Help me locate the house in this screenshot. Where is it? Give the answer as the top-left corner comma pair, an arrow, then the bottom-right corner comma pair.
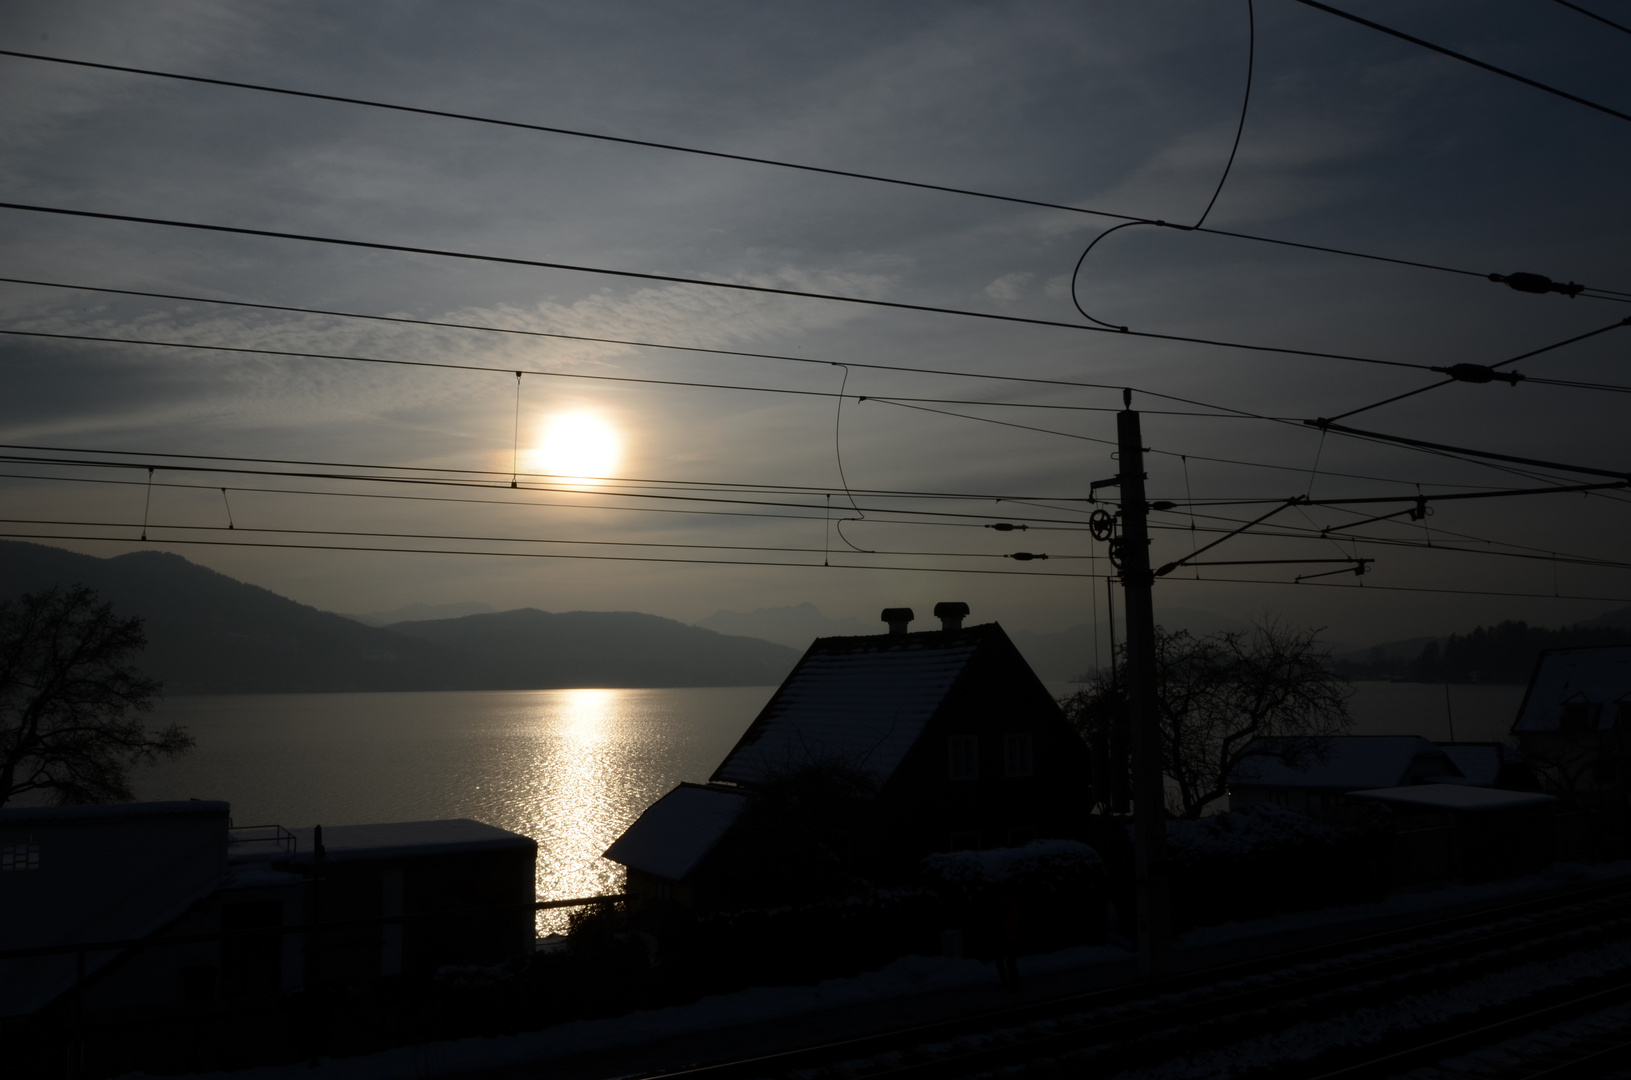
0,803 -> 535,1019
1511,646 -> 1631,795
605,604 -> 1095,910
1347,784 -> 1556,884
1228,736 -> 1464,818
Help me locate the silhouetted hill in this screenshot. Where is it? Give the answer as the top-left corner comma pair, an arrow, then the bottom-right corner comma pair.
1405,619 -> 1631,684
0,541 -> 800,693
387,609 -> 799,688
0,541 -> 452,693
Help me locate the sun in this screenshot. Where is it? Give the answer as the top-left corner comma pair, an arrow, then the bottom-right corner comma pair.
532,413 -> 621,481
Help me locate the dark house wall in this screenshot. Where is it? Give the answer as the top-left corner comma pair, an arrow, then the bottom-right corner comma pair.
875,631 -> 1094,871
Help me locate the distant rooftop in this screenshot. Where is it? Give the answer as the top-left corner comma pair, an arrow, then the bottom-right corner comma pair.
711,625 -> 992,786
0,800 -> 230,825
1348,783 -> 1555,812
284,819 -> 534,863
603,783 -> 750,883
1230,736 -> 1460,791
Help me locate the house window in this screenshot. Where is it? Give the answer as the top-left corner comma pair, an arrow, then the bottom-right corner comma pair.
1004,733 -> 1034,777
948,735 -> 979,780
1,844 -> 40,871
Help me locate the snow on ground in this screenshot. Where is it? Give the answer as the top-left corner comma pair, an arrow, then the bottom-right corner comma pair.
121,861 -> 1631,1080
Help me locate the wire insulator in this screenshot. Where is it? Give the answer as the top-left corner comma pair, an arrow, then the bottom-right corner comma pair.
1490,272 -> 1584,297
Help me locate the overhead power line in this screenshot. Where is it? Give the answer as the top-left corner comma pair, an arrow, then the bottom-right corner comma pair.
0,201 -> 1434,371
1308,420 -> 1631,483
0,530 -> 1102,579
4,48 -> 1623,301
1552,0 -> 1631,37
0,275 -> 1301,423
0,327 -> 1266,419
1290,0 -> 1631,126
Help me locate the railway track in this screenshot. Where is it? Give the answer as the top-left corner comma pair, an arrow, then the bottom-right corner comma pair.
608,876 -> 1631,1080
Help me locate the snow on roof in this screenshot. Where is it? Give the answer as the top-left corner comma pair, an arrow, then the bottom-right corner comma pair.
1348,783 -> 1555,812
1229,736 -> 1460,791
0,800 -> 230,825
1513,646 -> 1631,733
286,819 -> 534,863
603,783 -> 750,882
711,628 -> 985,786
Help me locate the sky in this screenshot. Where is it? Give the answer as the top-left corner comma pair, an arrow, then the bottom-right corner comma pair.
1,0 -> 1628,649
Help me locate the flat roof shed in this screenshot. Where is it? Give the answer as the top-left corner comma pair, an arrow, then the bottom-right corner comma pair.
1348,783 -> 1555,883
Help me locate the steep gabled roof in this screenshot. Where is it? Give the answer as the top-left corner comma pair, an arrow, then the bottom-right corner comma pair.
1513,646 -> 1631,733
710,624 -> 1000,787
602,783 -> 750,883
1230,735 -> 1461,791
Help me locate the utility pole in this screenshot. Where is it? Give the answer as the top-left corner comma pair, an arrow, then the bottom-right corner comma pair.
1117,396 -> 1170,977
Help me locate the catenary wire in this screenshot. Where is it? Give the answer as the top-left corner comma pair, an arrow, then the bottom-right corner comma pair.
0,517 -> 1062,562
0,275 -> 1292,419
0,201 -> 1440,372
0,531 -> 1102,578
1317,317 -> 1630,424
0,469 -> 1100,531
1552,0 -> 1631,37
3,48 -> 1625,300
1290,0 -> 1631,126
0,327 -> 1273,419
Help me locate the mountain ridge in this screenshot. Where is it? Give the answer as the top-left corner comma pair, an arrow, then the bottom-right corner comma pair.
0,541 -> 798,694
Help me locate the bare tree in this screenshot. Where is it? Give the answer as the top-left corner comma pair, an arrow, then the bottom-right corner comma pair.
0,586 -> 190,807
1061,619 -> 1352,819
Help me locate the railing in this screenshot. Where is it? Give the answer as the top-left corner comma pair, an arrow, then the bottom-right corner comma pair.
226,824 -> 297,856
0,894 -> 627,963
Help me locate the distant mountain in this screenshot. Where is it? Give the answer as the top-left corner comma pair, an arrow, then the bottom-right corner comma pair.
1330,608 -> 1631,684
0,542 -> 799,694
0,541 -> 452,694
344,601 -> 496,626
695,603 -> 869,649
388,609 -> 799,688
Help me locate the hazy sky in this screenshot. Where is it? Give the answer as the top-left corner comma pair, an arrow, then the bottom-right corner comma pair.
2,0 -> 1627,647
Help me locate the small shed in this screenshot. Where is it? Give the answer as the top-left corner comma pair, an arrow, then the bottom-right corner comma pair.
1229,736 -> 1463,818
1348,783 -> 1557,884
604,609 -> 1095,909
278,819 -> 536,983
0,801 -> 229,1017
603,783 -> 751,908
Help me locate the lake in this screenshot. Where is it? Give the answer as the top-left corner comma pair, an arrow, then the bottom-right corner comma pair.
131,680 -> 1527,929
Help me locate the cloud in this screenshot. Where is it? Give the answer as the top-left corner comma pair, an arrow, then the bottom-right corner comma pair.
982,273 -> 1033,302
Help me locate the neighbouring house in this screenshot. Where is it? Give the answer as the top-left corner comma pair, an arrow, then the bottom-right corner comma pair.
1228,736 -> 1464,818
605,603 -> 1096,911
1511,646 -> 1631,797
1439,742 -> 1539,791
0,803 -> 535,1019
1346,784 -> 1557,885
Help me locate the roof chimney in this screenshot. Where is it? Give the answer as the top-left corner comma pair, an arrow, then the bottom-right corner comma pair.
934,601 -> 970,632
881,607 -> 914,635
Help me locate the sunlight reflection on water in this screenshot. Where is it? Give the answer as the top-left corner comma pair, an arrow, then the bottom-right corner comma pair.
134,687 -> 772,933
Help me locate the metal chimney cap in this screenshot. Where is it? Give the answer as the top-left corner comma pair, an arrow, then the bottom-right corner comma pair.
933,601 -> 969,632
881,607 -> 915,634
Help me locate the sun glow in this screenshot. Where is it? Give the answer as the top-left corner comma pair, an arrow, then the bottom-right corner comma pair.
531,413 -> 621,481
